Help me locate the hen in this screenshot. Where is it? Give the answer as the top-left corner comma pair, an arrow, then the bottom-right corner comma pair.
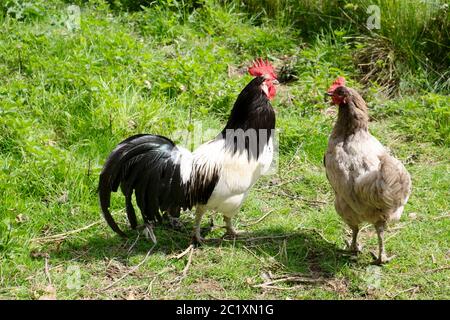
324,77 -> 412,264
99,59 -> 278,244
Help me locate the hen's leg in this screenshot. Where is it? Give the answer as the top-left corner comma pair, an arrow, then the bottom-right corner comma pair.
342,225 -> 362,255
192,206 -> 206,244
349,226 -> 362,253
372,221 -> 395,265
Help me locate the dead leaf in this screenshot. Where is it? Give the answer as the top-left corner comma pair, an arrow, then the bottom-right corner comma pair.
15,214 -> 28,224
38,285 -> 57,300
126,292 -> 136,300
143,80 -> 152,90
128,120 -> 137,130
45,140 -> 57,147
409,212 -> 418,220
30,250 -> 50,259
56,191 -> 69,204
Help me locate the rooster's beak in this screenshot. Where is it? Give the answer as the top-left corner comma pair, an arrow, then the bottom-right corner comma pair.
272,79 -> 280,85
324,92 -> 332,102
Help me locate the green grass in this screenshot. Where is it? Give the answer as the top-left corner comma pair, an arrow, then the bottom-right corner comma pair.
237,0 -> 450,94
0,0 -> 449,300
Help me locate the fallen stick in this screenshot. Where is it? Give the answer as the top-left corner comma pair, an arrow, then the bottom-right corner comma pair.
102,243 -> 157,291
268,190 -> 328,205
145,266 -> 176,298
388,286 -> 420,299
172,244 -> 195,260
31,221 -> 102,243
424,265 -> 450,273
126,233 -> 141,257
44,257 -> 52,286
294,226 -> 335,245
181,246 -> 194,278
254,275 -> 326,288
206,233 -> 297,243
169,246 -> 195,291
254,284 -> 303,291
240,210 -> 275,228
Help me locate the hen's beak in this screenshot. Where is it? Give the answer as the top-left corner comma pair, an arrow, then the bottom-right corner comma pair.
324,92 -> 332,102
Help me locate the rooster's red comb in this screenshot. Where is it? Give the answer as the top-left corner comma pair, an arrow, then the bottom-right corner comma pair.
248,58 -> 277,80
327,76 -> 346,93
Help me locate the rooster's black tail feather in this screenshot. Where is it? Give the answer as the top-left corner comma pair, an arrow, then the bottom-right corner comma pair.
98,134 -> 185,236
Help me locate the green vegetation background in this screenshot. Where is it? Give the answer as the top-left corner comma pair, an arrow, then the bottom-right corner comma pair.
0,0 -> 449,299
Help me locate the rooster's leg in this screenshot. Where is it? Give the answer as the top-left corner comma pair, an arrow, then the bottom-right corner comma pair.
224,216 -> 238,237
224,216 -> 249,238
192,206 -> 206,244
372,222 -> 395,265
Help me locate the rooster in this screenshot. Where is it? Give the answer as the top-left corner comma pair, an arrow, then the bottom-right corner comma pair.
99,59 -> 278,243
324,77 -> 412,264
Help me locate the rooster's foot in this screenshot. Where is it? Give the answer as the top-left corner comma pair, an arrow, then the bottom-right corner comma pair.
191,233 -> 205,246
223,228 -> 250,239
139,222 -> 157,244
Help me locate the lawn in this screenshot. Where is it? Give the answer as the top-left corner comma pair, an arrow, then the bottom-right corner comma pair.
0,0 -> 449,300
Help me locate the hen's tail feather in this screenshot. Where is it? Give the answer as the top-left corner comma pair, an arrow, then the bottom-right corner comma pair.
378,154 -> 411,208
355,154 -> 411,209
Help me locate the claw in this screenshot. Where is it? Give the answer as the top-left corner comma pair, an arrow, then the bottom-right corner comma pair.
345,239 -> 363,255
142,222 -> 157,244
191,234 -> 204,246
371,252 -> 396,265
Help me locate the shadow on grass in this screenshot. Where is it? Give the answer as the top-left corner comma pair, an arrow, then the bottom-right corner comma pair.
48,220 -> 352,277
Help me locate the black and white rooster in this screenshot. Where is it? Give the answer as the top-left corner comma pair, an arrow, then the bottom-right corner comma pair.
99,59 -> 278,243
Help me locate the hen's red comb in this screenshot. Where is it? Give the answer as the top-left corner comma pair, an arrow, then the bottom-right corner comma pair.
327,76 -> 346,93
248,58 -> 277,80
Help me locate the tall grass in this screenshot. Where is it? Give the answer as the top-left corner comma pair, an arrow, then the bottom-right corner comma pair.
234,0 -> 450,93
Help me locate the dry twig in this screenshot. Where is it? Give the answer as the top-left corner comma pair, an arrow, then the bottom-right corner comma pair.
31,221 -> 102,243
240,210 -> 275,228
102,243 -> 157,291
44,257 -> 52,286
172,244 -> 195,260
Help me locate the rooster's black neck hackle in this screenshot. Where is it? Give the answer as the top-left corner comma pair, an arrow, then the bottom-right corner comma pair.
220,76 -> 276,159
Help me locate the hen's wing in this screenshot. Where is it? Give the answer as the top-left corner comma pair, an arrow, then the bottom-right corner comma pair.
354,153 -> 411,210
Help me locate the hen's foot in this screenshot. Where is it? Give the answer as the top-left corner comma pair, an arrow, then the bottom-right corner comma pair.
371,252 -> 396,265
345,239 -> 363,255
